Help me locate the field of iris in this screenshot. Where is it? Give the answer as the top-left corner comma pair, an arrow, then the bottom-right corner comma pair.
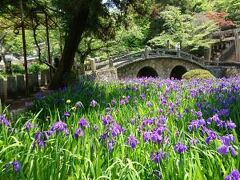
0,77 -> 240,180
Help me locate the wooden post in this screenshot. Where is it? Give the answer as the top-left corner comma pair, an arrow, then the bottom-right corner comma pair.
20,0 -> 29,96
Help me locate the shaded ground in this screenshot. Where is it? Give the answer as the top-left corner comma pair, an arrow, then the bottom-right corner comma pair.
2,87 -> 48,116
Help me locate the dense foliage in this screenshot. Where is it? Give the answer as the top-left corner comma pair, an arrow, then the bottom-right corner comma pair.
147,6 -> 217,50
0,0 -> 239,87
0,77 -> 239,179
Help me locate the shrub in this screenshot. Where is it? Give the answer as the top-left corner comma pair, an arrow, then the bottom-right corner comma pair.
28,63 -> 48,74
12,64 -> 25,74
182,69 -> 215,80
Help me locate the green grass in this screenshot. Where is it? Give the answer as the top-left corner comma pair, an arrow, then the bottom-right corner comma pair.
0,78 -> 239,179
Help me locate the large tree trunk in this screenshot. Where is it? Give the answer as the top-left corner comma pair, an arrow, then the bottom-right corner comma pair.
49,2 -> 90,89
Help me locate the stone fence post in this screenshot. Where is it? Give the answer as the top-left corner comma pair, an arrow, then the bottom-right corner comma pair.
16,75 -> 25,96
90,58 -> 96,72
109,59 -> 113,68
0,78 -> 6,103
7,76 -> 17,98
144,46 -> 149,59
40,70 -> 46,86
28,73 -> 40,92
32,73 -> 39,91
177,50 -> 181,57
190,55 -> 193,60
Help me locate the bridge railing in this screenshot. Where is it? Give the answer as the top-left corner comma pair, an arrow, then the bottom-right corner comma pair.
94,48 -> 206,70
149,49 -> 204,64
112,51 -> 143,63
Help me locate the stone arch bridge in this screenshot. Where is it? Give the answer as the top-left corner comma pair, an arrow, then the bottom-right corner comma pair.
92,49 -> 209,79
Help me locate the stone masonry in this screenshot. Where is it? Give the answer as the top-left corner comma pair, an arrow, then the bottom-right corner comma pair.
117,57 -> 203,79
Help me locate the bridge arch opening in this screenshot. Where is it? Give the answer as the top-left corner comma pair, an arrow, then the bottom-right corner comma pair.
137,66 -> 158,78
170,66 -> 187,80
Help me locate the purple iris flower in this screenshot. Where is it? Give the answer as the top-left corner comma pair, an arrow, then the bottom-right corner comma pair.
225,170 -> 240,180
220,135 -> 234,146
174,143 -> 187,154
196,111 -> 203,118
50,121 -> 69,135
155,126 -> 166,135
120,99 -> 126,105
107,140 -> 114,152
146,101 -> 153,107
143,131 -> 151,142
111,123 -> 124,137
217,145 -> 237,157
142,118 -> 155,126
102,115 -> 113,126
74,128 -> 84,138
140,93 -> 146,100
218,109 -> 230,117
25,121 -> 33,131
90,100 -> 98,107
63,111 -> 70,118
225,121 -> 236,130
12,161 -> 21,172
78,118 -> 88,128
190,89 -> 198,98
159,96 -> 167,106
126,135 -> 139,149
34,131 -> 52,148
158,108 -> 163,113
150,150 -> 167,163
158,115 -> 166,123
205,130 -> 217,144
217,145 -> 229,155
130,118 -> 135,125
151,132 -> 163,144
188,119 -> 206,131
229,147 -> 238,157
0,115 -> 11,127
211,114 -> 224,128
99,133 -> 108,141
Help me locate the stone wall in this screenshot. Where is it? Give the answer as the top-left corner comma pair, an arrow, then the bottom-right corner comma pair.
224,67 -> 240,77
0,70 -> 50,103
206,66 -> 226,78
79,68 -> 118,82
117,58 -> 203,79
94,68 -> 118,81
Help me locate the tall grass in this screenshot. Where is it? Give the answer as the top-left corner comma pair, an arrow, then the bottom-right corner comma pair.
0,77 -> 239,179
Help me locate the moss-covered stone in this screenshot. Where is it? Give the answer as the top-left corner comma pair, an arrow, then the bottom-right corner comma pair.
182,69 -> 215,80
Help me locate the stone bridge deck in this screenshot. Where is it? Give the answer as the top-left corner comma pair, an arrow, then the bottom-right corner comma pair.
85,48 -> 240,80
95,48 -> 206,70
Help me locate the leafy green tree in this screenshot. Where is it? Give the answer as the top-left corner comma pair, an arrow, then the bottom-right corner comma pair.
155,0 -> 215,13
147,6 -> 217,53
48,0 -> 152,89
